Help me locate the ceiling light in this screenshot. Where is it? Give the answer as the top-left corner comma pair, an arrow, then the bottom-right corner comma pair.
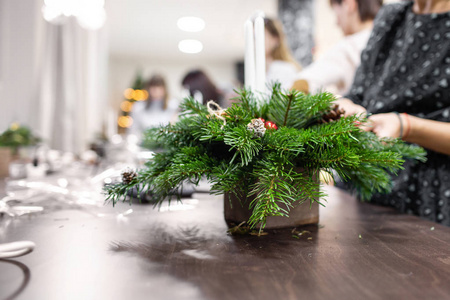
42,0 -> 106,30
178,39 -> 203,54
177,17 -> 205,32
77,8 -> 106,30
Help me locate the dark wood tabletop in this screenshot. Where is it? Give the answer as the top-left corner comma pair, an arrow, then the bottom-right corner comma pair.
1,183 -> 449,300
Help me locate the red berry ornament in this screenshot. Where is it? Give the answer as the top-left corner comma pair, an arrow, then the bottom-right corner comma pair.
265,121 -> 278,130
258,117 -> 265,123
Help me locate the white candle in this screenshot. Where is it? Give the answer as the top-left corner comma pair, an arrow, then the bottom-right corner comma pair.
244,20 -> 256,91
254,16 -> 266,94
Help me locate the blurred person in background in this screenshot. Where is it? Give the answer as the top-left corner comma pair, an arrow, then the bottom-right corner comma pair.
292,0 -> 383,95
181,69 -> 225,107
128,74 -> 177,140
264,17 -> 302,90
336,0 -> 450,225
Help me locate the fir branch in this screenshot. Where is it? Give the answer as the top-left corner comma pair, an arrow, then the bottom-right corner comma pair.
263,127 -> 309,160
197,118 -> 226,142
247,160 -> 323,233
224,103 -> 254,125
382,139 -> 427,162
179,97 -> 208,116
105,83 -> 427,232
341,164 -> 393,201
210,162 -> 254,199
234,88 -> 259,118
223,127 -> 263,166
283,93 -> 294,126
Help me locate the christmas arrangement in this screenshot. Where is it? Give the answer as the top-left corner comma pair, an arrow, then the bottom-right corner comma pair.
0,123 -> 41,154
105,84 -> 426,231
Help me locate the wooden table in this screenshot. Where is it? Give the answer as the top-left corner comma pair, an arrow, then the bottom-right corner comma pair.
1,184 -> 449,300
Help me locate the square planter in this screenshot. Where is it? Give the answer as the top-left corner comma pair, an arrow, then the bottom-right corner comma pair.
224,192 -> 319,229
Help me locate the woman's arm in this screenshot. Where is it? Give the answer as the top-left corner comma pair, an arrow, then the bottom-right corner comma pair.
292,39 -> 356,94
367,113 -> 450,156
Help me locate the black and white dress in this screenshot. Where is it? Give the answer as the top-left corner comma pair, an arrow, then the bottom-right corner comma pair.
344,2 -> 450,225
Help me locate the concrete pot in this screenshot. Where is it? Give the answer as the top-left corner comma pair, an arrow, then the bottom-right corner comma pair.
224,191 -> 319,229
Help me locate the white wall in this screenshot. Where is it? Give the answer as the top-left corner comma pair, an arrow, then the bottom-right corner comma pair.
0,0 -> 43,132
0,0 -> 109,153
108,56 -> 237,111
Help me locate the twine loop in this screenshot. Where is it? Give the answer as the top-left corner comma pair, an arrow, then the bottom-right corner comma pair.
207,100 -> 227,128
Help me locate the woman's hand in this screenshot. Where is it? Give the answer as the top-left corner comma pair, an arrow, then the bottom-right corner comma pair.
364,113 -> 402,138
334,98 -> 367,117
364,113 -> 450,155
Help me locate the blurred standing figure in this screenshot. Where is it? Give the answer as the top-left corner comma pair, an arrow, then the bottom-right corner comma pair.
128,74 -> 176,140
292,0 -> 383,95
336,0 -> 450,225
264,17 -> 302,90
181,69 -> 224,106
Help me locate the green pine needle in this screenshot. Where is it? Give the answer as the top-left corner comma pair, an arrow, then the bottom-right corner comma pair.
104,83 -> 427,230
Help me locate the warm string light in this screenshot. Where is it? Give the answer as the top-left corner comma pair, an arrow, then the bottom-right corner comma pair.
118,87 -> 149,128
123,88 -> 134,100
122,88 -> 148,101
133,90 -> 148,101
118,116 -> 133,128
120,101 -> 133,113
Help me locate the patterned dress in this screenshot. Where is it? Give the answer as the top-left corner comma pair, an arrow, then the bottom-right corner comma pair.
344,2 -> 450,225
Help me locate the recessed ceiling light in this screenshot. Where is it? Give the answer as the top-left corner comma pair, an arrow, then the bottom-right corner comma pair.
177,16 -> 205,32
178,39 -> 203,54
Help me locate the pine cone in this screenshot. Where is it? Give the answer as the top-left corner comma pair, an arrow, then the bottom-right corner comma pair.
319,104 -> 345,124
247,118 -> 266,138
122,170 -> 137,184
